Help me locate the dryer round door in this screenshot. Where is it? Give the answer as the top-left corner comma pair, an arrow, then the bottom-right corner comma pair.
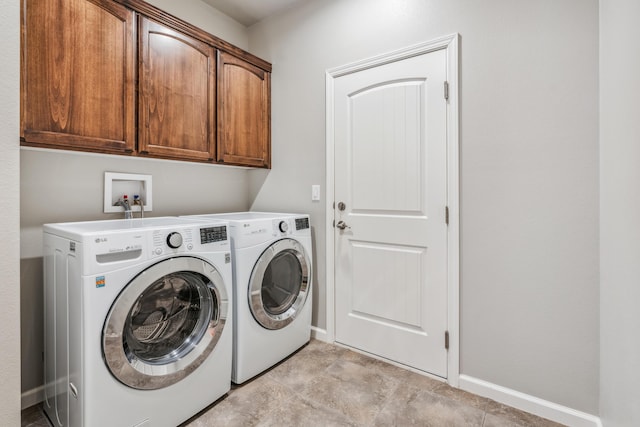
103,256 -> 228,390
249,238 -> 311,330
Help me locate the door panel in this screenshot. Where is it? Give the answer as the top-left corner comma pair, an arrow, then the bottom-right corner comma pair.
351,80 -> 424,213
351,241 -> 425,327
334,49 -> 448,377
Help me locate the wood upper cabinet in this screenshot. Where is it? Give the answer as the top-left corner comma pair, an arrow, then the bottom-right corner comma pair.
217,51 -> 271,168
21,0 -> 136,154
138,18 -> 216,161
21,0 -> 272,168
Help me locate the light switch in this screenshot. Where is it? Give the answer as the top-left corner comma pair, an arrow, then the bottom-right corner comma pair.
311,185 -> 321,201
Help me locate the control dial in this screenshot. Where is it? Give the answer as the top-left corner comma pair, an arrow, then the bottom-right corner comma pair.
166,232 -> 183,249
278,221 -> 289,233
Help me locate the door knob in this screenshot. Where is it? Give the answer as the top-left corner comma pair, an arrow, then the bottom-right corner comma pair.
336,220 -> 350,230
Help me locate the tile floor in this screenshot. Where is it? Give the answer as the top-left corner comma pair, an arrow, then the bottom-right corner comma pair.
22,340 -> 564,427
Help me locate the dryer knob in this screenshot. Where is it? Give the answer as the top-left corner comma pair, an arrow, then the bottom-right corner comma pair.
167,232 -> 183,249
278,221 -> 289,233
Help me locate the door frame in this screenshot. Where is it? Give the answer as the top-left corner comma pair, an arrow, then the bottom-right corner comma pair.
324,34 -> 460,386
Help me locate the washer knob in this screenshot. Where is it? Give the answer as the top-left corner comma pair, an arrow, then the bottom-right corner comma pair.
166,232 -> 183,249
278,221 -> 289,233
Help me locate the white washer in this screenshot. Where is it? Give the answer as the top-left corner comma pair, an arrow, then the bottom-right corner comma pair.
43,217 -> 233,427
184,212 -> 312,384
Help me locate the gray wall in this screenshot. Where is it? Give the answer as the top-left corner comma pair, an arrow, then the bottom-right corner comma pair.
145,0 -> 248,49
247,0 -> 600,414
600,0 -> 640,425
0,0 -> 22,424
19,1 -> 252,403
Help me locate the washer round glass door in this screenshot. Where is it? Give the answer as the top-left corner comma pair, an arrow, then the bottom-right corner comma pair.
249,238 -> 311,330
103,256 -> 228,390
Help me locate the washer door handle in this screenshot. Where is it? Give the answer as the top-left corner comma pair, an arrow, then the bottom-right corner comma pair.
69,382 -> 78,399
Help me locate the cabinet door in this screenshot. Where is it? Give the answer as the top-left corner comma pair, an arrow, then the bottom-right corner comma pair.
21,0 -> 135,153
139,18 -> 216,161
217,52 -> 271,168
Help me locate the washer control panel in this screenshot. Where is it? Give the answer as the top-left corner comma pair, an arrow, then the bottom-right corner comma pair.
167,232 -> 183,249
200,225 -> 227,244
152,228 -> 194,256
151,225 -> 229,256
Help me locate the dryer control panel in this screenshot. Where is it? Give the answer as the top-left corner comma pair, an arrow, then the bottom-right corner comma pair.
273,217 -> 311,237
295,217 -> 310,230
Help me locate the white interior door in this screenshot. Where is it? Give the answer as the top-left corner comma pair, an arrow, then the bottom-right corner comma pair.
333,48 -> 449,377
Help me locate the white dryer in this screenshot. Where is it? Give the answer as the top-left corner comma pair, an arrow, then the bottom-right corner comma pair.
185,212 -> 312,384
43,217 -> 233,427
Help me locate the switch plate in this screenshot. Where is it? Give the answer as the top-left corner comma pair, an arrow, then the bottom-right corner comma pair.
311,185 -> 321,201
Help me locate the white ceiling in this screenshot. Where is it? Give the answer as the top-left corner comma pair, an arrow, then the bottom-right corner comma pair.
201,0 -> 307,26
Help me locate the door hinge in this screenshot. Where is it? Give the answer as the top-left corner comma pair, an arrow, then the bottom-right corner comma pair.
332,219 -> 335,228
445,206 -> 449,225
444,81 -> 449,100
445,331 -> 449,350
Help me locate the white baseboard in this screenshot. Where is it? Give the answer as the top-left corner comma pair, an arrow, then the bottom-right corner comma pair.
21,385 -> 44,410
458,375 -> 602,427
310,326 -> 328,342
